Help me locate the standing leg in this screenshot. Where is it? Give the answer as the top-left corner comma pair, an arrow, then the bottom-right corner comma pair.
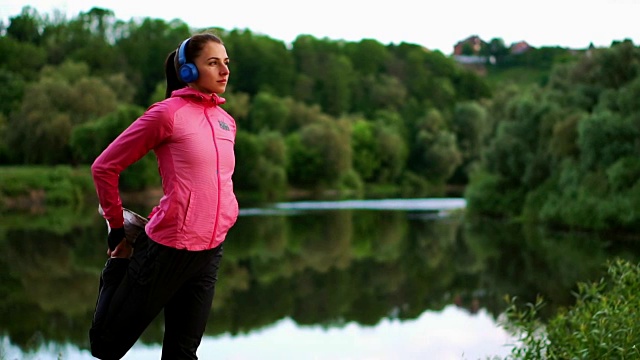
161,245 -> 223,360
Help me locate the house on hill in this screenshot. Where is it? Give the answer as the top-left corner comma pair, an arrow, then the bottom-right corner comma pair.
452,36 -> 536,74
510,41 -> 532,54
453,35 -> 490,74
453,35 -> 487,56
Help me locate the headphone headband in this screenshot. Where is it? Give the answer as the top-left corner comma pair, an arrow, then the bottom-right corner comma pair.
178,38 -> 190,66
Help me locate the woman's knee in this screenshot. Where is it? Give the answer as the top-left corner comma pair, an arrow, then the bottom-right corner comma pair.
90,329 -> 129,360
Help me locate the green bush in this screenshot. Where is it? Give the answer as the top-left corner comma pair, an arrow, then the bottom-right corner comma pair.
501,258 -> 640,359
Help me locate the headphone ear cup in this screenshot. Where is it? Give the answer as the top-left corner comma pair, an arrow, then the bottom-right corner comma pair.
179,63 -> 199,83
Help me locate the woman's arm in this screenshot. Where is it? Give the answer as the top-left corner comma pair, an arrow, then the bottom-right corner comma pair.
91,102 -> 173,229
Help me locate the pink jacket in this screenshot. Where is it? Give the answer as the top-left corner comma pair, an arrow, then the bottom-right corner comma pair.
91,87 -> 239,250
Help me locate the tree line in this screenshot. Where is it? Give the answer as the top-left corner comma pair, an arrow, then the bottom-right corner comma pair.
1,6 -> 639,232
0,6 -> 490,198
466,39 -> 640,233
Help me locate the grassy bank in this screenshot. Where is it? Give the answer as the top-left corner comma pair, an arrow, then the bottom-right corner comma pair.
0,166 -> 95,211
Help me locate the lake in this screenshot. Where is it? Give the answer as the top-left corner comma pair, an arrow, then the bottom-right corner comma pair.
1,198 -> 639,360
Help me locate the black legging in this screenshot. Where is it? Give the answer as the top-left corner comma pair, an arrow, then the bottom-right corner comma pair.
90,232 -> 223,360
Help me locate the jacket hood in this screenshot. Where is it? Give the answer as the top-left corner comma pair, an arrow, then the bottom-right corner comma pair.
171,87 -> 226,106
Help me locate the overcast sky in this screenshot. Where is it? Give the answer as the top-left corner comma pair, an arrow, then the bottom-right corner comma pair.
1,0 -> 638,54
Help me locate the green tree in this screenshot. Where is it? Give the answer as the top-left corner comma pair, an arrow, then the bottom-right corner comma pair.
369,111 -> 409,183
594,39 -> 639,89
352,74 -> 407,117
409,108 -> 458,183
578,111 -> 638,171
452,68 -> 492,101
549,111 -> 582,161
343,38 -> 390,75
233,130 -> 287,200
483,122 -> 530,187
450,101 -> 488,183
66,8 -> 121,75
233,130 -> 262,191
115,17 -> 191,106
374,127 -> 408,183
281,98 -> 327,133
290,35 -> 343,105
486,38 -> 509,63
414,130 -> 461,183
0,35 -> 47,80
0,69 -> 26,118
468,39 -> 640,232
318,53 -> 353,117
286,119 -> 351,188
69,104 -> 145,164
257,131 -> 288,200
220,91 -> 250,124
350,118 -> 380,182
5,6 -> 42,44
5,61 -> 118,164
0,113 -> 7,163
225,29 -> 295,97
69,104 -> 159,191
395,44 -> 433,102
246,92 -> 290,133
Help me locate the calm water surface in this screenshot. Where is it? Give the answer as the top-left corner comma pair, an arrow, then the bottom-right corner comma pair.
1,198 -> 639,360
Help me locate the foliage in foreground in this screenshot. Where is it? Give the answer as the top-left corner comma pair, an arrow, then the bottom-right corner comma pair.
501,258 -> 640,359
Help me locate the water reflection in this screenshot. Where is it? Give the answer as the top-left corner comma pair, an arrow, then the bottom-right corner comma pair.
1,306 -> 513,360
1,199 -> 639,359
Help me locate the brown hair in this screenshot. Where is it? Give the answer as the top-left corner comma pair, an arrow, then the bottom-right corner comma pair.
164,32 -> 224,98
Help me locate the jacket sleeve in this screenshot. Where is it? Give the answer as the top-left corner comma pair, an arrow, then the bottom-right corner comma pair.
91,102 -> 174,228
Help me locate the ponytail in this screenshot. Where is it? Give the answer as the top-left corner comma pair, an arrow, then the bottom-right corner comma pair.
164,50 -> 186,98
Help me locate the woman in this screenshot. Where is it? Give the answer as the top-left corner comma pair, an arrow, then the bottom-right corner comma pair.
89,32 -> 238,359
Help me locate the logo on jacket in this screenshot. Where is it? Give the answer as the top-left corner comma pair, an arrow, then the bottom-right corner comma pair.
218,120 -> 230,131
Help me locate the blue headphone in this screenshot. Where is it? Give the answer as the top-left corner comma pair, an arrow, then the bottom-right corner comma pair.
177,38 -> 199,83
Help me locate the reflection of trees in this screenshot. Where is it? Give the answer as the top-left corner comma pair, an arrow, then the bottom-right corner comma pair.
3,207 -> 640,355
461,218 -> 640,319
211,210 -> 458,333
0,210 -> 104,351
291,210 -> 353,271
0,208 -> 167,352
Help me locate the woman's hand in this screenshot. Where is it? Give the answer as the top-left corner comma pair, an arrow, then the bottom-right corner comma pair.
107,227 -> 133,258
108,238 -> 134,258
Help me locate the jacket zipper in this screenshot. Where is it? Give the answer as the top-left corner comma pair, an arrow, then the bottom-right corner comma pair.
205,108 -> 222,248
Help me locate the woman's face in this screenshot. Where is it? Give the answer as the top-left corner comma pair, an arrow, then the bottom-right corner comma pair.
191,41 -> 230,95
